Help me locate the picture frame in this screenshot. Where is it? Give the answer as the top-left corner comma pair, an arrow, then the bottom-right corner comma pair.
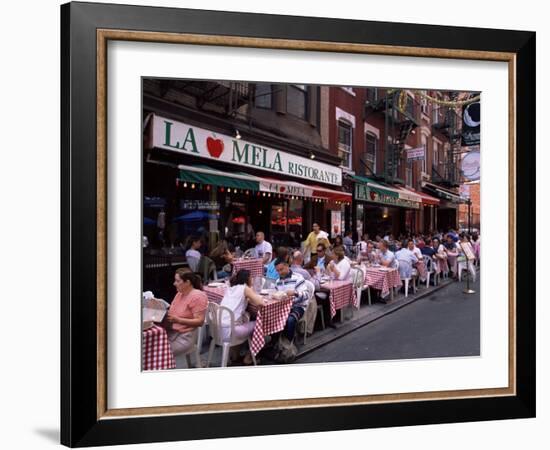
61,1 -> 535,447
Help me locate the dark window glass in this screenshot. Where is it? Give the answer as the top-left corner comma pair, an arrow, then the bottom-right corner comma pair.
255,83 -> 272,109
287,84 -> 307,119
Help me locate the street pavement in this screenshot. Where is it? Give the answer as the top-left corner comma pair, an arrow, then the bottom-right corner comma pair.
297,275 -> 480,363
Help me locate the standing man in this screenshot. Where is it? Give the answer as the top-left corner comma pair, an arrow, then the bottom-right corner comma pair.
255,231 -> 273,265
274,258 -> 311,342
304,223 -> 330,261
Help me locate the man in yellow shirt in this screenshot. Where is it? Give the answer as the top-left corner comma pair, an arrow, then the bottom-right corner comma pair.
304,223 -> 330,260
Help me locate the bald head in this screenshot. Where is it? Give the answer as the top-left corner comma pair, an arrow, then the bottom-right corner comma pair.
292,250 -> 304,266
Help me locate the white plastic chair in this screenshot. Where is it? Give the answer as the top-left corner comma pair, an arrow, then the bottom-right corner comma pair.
297,280 -> 316,345
173,327 -> 203,369
424,257 -> 438,287
351,266 -> 369,308
205,302 -> 257,368
397,260 -> 415,298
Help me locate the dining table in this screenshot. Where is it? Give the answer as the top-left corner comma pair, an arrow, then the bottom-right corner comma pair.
317,278 -> 357,319
362,265 -> 402,299
202,283 -> 293,356
142,324 -> 176,371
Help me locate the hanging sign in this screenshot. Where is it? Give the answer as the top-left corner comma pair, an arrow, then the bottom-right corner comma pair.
407,146 -> 425,161
461,151 -> 480,181
151,115 -> 342,186
461,102 -> 480,146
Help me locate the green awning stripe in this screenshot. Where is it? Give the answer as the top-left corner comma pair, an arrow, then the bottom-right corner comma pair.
350,174 -> 399,198
178,169 -> 259,191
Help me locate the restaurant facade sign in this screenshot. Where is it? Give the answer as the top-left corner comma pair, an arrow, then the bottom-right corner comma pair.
355,183 -> 420,209
151,115 -> 342,186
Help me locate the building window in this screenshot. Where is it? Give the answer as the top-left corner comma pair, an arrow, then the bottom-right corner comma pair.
406,166 -> 413,187
366,88 -> 378,104
341,87 -> 356,96
421,93 -> 428,115
406,95 -> 415,119
254,83 -> 272,109
338,120 -> 353,169
421,136 -> 427,174
365,132 -> 377,174
432,102 -> 439,124
433,141 -> 439,169
287,84 -> 307,119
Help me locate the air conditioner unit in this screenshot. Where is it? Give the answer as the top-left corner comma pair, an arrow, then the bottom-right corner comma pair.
421,171 -> 430,180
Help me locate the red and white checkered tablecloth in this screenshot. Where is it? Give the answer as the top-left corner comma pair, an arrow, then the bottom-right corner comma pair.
415,260 -> 427,281
232,258 -> 264,278
321,280 -> 356,319
250,298 -> 293,356
364,267 -> 402,298
203,285 -> 226,304
142,325 -> 176,371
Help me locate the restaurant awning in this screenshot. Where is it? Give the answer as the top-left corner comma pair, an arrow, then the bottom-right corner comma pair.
351,175 -> 421,209
400,186 -> 440,206
421,181 -> 463,204
178,165 -> 352,203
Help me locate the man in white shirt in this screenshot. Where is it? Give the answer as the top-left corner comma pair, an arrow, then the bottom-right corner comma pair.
255,231 -> 273,265
408,239 -> 423,260
327,247 -> 351,280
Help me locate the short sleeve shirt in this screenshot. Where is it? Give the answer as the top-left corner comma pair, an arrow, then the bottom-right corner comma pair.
168,289 -> 208,334
255,241 -> 273,261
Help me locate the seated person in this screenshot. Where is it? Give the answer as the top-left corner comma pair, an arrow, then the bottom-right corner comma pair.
184,236 -> 202,271
219,269 -> 266,364
209,239 -> 235,279
274,258 -> 311,342
378,240 -> 397,268
305,243 -> 328,272
255,231 -> 273,265
420,238 -> 436,258
326,246 -> 351,281
165,270 -> 207,359
395,240 -> 419,279
265,247 -> 289,280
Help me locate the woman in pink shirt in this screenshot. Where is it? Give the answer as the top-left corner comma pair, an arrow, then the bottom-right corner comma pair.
165,269 -> 208,358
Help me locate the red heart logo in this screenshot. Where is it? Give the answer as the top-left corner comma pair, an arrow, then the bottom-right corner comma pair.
369,191 -> 376,201
206,137 -> 224,158
280,186 -> 286,192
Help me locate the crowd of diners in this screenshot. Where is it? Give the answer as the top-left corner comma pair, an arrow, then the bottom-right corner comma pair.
158,224 -> 480,365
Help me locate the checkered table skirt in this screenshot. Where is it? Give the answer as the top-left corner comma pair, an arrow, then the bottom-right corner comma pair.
142,325 -> 176,371
321,280 -> 356,319
203,285 -> 226,304
250,297 -> 293,356
415,260 -> 427,281
203,285 -> 290,355
232,258 -> 264,278
364,268 -> 402,298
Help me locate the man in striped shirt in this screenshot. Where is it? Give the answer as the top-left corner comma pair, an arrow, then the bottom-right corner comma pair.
274,258 -> 311,342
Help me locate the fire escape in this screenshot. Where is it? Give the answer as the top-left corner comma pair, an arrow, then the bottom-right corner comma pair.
158,79 -> 253,117
431,99 -> 462,188
364,88 -> 421,184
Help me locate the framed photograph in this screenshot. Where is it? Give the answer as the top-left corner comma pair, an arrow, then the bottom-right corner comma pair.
61,1 -> 535,447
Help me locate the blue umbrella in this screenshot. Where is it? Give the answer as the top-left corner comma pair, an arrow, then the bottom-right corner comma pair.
173,211 -> 217,222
